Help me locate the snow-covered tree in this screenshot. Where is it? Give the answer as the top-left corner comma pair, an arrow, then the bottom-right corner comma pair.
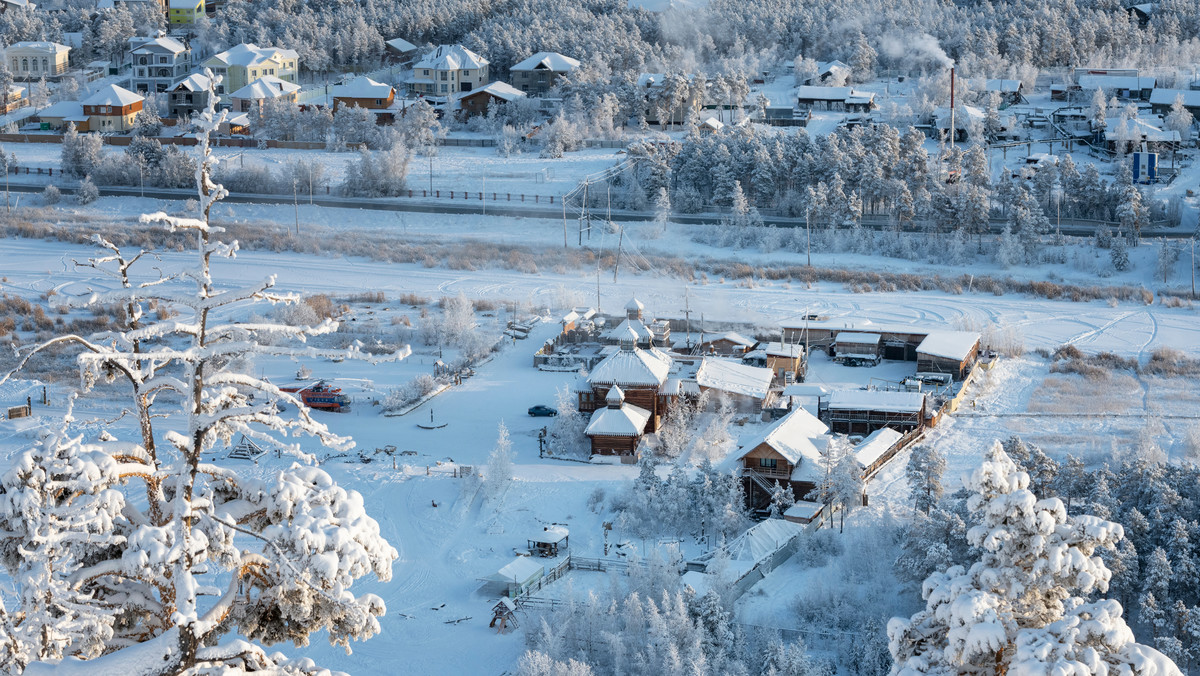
547,385 -> 587,458
60,123 -> 103,178
485,421 -> 515,501
888,441 -> 1182,676
74,176 -> 98,204
906,444 -> 946,514
0,74 -> 402,673
1165,95 -> 1195,140
1111,230 -> 1131,271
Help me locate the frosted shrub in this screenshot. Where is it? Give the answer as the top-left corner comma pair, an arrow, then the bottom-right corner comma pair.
75,177 -> 98,205
381,374 -> 440,412
41,184 -> 60,205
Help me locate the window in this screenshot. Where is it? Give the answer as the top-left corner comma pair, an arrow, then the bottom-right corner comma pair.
440,84 -> 447,93
217,85 -> 224,94
140,56 -> 148,65
758,458 -> 778,469
462,70 -> 470,77
30,59 -> 37,72
20,58 -> 27,72
9,59 -> 15,71
159,57 -> 168,64
422,69 -> 429,76
374,99 -> 381,105
440,71 -> 447,80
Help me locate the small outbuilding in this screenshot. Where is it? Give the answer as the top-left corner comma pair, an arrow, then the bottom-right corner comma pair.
827,390 -> 927,435
483,557 -> 546,598
915,331 -> 980,380
528,526 -> 569,557
584,386 -> 651,459
834,332 -> 882,365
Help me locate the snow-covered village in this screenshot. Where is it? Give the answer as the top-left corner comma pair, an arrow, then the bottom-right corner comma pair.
2,0 -> 1200,674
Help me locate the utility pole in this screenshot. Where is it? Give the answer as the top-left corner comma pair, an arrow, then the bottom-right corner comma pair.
293,179 -> 299,235
428,155 -> 433,194
562,199 -> 568,248
683,287 -> 692,350
613,225 -> 623,283
139,164 -> 144,198
1192,237 -> 1196,299
595,262 -> 600,312
805,208 -> 812,267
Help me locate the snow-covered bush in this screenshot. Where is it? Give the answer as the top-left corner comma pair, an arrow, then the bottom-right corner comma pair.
341,145 -> 411,197
41,184 -> 59,205
74,177 -> 98,204
380,373 -> 440,412
59,123 -> 102,178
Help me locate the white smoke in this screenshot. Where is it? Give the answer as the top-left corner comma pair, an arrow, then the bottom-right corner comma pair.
878,32 -> 954,71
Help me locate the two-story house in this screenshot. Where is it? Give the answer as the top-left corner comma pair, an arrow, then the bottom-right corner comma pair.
230,75 -> 299,114
6,42 -> 70,80
202,43 -> 298,99
167,72 -> 210,119
406,44 -> 488,96
509,51 -> 579,95
81,84 -> 144,132
1,84 -> 27,114
167,0 -> 203,25
128,36 -> 190,94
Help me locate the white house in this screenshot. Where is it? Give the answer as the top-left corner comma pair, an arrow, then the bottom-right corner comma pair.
509,51 -> 580,95
6,42 -> 70,79
407,44 -> 489,96
230,75 -> 300,113
203,43 -> 299,98
128,36 -> 190,94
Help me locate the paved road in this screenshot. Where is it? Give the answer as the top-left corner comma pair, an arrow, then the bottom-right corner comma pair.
3,181 -> 1193,239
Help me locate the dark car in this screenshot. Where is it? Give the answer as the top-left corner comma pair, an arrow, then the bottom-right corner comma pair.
528,405 -> 558,417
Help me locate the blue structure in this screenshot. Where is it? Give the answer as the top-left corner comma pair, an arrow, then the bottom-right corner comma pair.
1132,151 -> 1158,184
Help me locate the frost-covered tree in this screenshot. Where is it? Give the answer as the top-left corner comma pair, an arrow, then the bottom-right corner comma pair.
341,144 -> 411,197
0,75 -> 402,673
74,176 -> 98,204
888,442 -> 1182,676
485,421 -> 515,502
906,444 -> 946,514
1111,231 -> 1131,272
1165,95 -> 1195,140
1090,87 -> 1108,139
547,386 -> 587,459
60,123 -> 103,178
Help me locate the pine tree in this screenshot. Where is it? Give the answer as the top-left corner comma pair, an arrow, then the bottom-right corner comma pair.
889,442 -> 1182,675
1143,546 -> 1174,609
1111,230 -> 1131,271
905,444 -> 946,514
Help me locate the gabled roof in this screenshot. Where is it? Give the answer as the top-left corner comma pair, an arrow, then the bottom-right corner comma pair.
462,81 -> 526,103
171,72 -> 211,92
694,358 -> 773,400
605,317 -> 654,343
130,36 -> 188,55
207,43 -> 297,69
700,116 -> 724,131
1149,88 -> 1200,108
510,51 -> 580,72
530,525 -> 568,544
816,60 -> 850,77
37,100 -> 84,119
385,37 -> 418,53
732,407 -> 828,466
585,401 -> 651,437
230,75 -> 300,100
588,345 -> 671,388
757,341 -> 804,359
829,390 -> 926,413
414,44 -> 488,71
491,557 -> 544,583
82,84 -> 143,107
625,297 -> 644,312
698,331 -> 755,348
916,331 -> 981,361
332,76 -> 392,100
985,78 -> 1022,93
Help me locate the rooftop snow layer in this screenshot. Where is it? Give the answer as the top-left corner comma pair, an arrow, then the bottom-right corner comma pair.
829,390 -> 926,413
386,37 -> 418,53
694,358 -> 772,400
414,44 -> 488,71
604,317 -> 654,343
835,332 -> 882,345
37,101 -> 84,118
585,402 -> 651,437
465,81 -> 526,102
7,41 -> 70,53
1150,88 -> 1200,107
854,427 -> 903,467
332,76 -> 392,99
209,43 -> 297,68
81,84 -> 143,107
732,407 -> 828,466
493,557 -> 544,583
231,75 -> 300,100
171,73 -> 212,92
1077,74 -> 1156,91
510,51 -> 581,72
130,36 -> 188,54
530,525 -> 568,544
916,331 -> 980,361
795,86 -> 875,102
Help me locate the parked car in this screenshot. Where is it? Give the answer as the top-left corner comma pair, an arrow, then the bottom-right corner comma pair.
528,405 -> 558,417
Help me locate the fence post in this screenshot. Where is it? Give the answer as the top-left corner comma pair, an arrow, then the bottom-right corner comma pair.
549,196 -> 554,204
507,193 -> 510,201
437,190 -> 440,198
535,195 -> 539,203
521,194 -> 525,202
450,191 -> 454,199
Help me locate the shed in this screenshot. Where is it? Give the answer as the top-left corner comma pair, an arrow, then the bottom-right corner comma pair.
457,81 -> 526,117
585,386 -> 652,458
693,357 -> 774,410
853,426 -> 904,476
827,390 -> 927,435
834,332 -> 882,362
528,526 -> 569,557
915,331 -> 980,380
1149,88 -> 1200,119
483,557 -> 545,598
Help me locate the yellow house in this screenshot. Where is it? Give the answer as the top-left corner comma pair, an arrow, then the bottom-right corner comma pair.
5,42 -> 70,79
203,43 -> 299,99
167,0 -> 203,25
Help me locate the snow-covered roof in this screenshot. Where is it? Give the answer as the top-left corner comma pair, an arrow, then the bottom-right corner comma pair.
171,73 -> 212,92
698,331 -> 755,348
854,427 -> 903,468
916,331 -> 980,361
510,51 -> 581,72
1078,74 -> 1156,91
717,519 -> 803,572
795,86 -> 875,102
530,525 -> 568,544
783,500 -> 824,521
1149,88 -> 1200,108
130,36 -> 188,54
782,383 -> 832,397
604,317 -> 654,343
681,570 -> 712,596
585,401 -> 651,437
700,116 -> 724,131
386,37 -> 418,53
829,390 -> 926,413
758,341 -> 804,358
231,75 -> 300,100
625,297 -> 645,312
208,43 -> 298,69
464,81 -> 526,102
835,332 -> 882,345
7,41 -> 70,54
1104,117 -> 1180,143
82,84 -> 143,107
168,0 -> 199,8
493,557 -> 544,583
732,407 -> 828,466
332,76 -> 392,100
694,358 -> 773,400
605,385 -> 625,405
935,105 -> 986,129
817,60 -> 850,76
985,79 -> 1022,93
414,44 -> 488,71
37,100 -> 84,118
